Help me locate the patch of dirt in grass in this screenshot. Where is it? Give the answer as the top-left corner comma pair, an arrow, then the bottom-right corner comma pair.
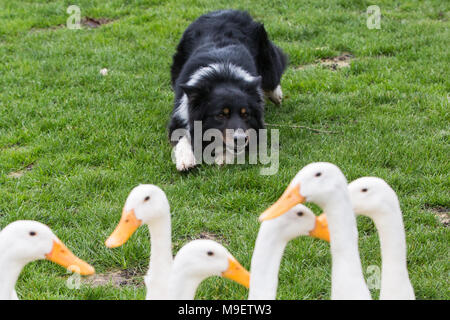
7,163 -> 34,178
30,17 -> 114,32
82,268 -> 145,288
296,52 -> 354,71
425,204 -> 450,226
197,231 -> 228,243
81,17 -> 114,28
320,53 -> 354,70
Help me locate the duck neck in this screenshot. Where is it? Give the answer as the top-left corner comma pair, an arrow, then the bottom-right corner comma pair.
145,215 -> 173,300
322,192 -> 371,300
248,222 -> 287,300
372,205 -> 414,299
169,271 -> 203,300
0,250 -> 24,300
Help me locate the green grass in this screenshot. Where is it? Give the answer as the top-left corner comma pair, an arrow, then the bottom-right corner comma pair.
0,0 -> 449,300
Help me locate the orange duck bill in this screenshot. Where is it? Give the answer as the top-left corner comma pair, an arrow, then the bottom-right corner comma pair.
222,256 -> 250,289
45,240 -> 95,275
259,184 -> 305,222
105,209 -> 142,248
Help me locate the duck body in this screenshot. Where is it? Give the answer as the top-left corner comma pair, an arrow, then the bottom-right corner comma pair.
348,177 -> 415,300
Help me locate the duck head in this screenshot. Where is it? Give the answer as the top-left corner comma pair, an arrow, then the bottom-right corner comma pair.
348,177 -> 401,219
259,162 -> 347,222
173,239 -> 250,288
0,220 -> 95,275
105,184 -> 170,248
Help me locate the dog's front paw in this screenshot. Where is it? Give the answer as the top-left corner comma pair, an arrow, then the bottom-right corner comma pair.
176,153 -> 196,171
174,136 -> 196,171
266,85 -> 283,105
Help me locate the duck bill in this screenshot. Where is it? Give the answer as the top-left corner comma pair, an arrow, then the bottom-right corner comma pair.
222,257 -> 250,289
105,209 -> 142,248
259,184 -> 305,221
309,213 -> 330,242
45,240 -> 95,275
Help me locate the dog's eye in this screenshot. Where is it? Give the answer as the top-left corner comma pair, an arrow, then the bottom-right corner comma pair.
240,108 -> 248,118
222,107 -> 230,116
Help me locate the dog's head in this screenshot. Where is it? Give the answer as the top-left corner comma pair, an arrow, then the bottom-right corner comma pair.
181,76 -> 265,153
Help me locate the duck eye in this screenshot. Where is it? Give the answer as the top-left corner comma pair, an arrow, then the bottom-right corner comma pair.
361,188 -> 368,193
29,231 -> 36,236
315,172 -> 322,177
207,251 -> 214,256
144,196 -> 150,202
297,211 -> 304,217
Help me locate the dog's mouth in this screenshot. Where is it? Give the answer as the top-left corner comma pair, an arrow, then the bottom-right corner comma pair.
224,129 -> 249,155
226,141 -> 248,155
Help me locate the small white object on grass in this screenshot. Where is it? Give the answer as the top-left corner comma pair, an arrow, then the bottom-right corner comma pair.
100,68 -> 108,76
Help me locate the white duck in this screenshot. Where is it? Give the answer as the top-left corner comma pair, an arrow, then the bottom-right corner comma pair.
0,220 -> 95,300
169,239 -> 250,300
259,162 -> 371,300
105,184 -> 249,300
249,204 -> 329,300
348,177 -> 415,300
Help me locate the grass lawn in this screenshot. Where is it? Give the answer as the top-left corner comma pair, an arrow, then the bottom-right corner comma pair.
0,0 -> 448,300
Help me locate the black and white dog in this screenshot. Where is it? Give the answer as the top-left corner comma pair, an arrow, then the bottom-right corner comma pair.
169,10 -> 287,171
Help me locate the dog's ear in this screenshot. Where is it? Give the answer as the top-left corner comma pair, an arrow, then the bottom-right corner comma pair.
180,84 -> 210,102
